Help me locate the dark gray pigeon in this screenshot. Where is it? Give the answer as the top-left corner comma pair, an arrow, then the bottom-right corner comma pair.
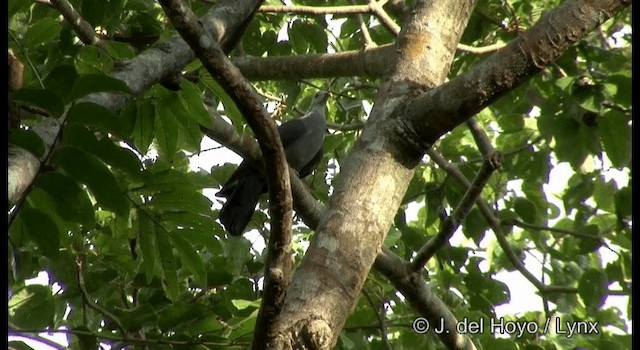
217,91 -> 330,236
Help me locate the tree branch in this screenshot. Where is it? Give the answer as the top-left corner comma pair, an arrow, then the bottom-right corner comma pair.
157,1 -> 296,347
426,150 -> 575,294
258,4 -> 371,15
404,0 -> 631,147
47,0 -> 107,49
76,257 -> 127,335
412,156 -> 499,272
374,249 -> 478,350
369,0 -> 400,36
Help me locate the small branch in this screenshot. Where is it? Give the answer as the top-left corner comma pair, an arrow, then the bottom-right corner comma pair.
9,327 -> 237,347
8,31 -> 45,89
412,158 -> 498,271
369,0 -> 400,36
374,249 -> 478,350
8,115 -> 65,226
157,1 -> 293,348
362,290 -> 392,350
466,117 -> 502,168
8,332 -> 70,350
258,4 -> 371,15
48,0 -> 107,49
507,219 -> 613,250
327,121 -> 365,132
427,150 -> 581,295
350,0 -> 376,48
76,257 -> 127,335
456,42 -> 506,54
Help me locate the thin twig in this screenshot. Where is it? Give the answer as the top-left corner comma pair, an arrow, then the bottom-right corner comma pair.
350,0 -> 376,48
507,219 -> 615,252
412,158 -> 498,271
362,290 -> 392,350
8,31 -> 45,88
369,0 -> 400,36
76,257 -> 127,335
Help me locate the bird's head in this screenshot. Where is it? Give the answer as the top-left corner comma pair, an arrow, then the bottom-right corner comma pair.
312,91 -> 330,105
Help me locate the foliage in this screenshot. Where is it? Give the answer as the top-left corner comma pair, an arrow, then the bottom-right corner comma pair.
8,0 -> 630,349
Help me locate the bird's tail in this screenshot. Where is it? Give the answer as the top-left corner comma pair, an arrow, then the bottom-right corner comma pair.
218,173 -> 266,236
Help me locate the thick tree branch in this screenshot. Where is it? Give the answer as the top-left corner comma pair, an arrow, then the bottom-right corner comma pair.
374,250 -> 477,350
232,44 -> 396,81
403,0 -> 631,147
157,1 -> 296,347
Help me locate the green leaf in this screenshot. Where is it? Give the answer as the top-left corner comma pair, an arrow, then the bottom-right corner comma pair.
592,177 -> 617,213
35,172 -> 95,227
463,208 -> 487,245
112,304 -> 159,332
231,299 -> 261,310
75,46 -> 114,74
180,80 -> 214,128
552,117 -> 590,168
598,110 -> 630,168
614,186 -> 631,222
23,17 -> 61,47
497,114 -> 525,133
12,89 -> 65,117
67,102 -> 121,137
158,303 -> 208,332
148,190 -> 213,215
200,75 -> 244,132
289,20 -> 312,54
72,326 -> 97,350
7,341 -> 35,350
103,40 -> 136,59
69,74 -> 132,100
138,212 -> 158,284
188,314 -> 225,335
9,0 -> 31,16
9,285 -> 55,329
606,72 -> 631,108
19,208 -> 61,259
10,129 -> 46,158
51,146 -> 129,216
513,197 -> 537,224
154,96 -> 179,158
132,99 -> 156,153
43,64 -> 78,103
81,0 -> 106,26
62,124 -> 142,180
155,227 -> 179,301
170,231 -> 207,287
578,268 -> 607,310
